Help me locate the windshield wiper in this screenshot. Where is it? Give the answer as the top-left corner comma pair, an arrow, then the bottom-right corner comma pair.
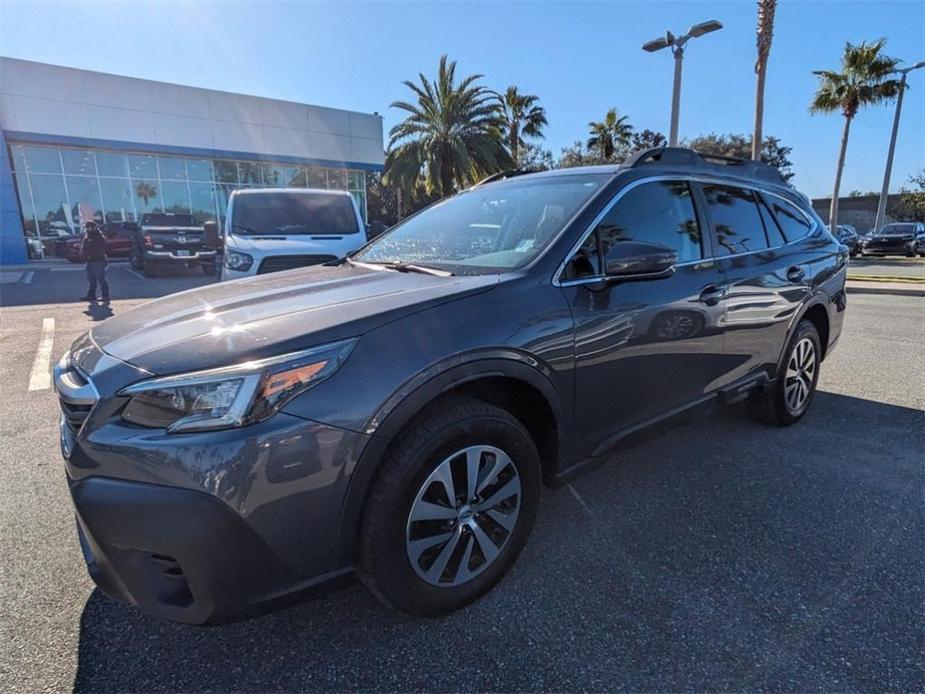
232,223 -> 259,235
351,259 -> 454,277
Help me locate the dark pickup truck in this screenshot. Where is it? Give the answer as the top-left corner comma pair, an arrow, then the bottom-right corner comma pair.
130,213 -> 219,277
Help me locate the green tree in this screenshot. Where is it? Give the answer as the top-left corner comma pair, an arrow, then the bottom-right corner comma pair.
810,39 -> 903,227
519,142 -> 555,171
587,108 -> 634,161
498,86 -> 548,167
631,129 -> 667,151
890,170 -> 925,222
385,55 -> 512,198
752,0 -> 777,160
684,132 -> 795,181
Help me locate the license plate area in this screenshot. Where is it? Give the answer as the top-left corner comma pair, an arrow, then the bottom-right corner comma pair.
176,250 -> 191,257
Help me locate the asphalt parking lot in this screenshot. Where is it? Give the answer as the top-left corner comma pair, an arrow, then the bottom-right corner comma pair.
0,267 -> 922,692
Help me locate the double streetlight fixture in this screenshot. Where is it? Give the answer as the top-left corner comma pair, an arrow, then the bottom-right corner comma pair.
874,59 -> 925,233
642,19 -> 723,147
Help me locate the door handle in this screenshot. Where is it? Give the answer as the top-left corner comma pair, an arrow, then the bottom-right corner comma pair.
787,265 -> 805,282
698,284 -> 726,306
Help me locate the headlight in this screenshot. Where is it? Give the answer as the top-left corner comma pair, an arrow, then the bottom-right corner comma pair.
119,339 -> 355,432
224,250 -> 253,271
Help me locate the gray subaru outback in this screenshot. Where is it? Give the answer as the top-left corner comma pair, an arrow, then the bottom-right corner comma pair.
55,148 -> 847,624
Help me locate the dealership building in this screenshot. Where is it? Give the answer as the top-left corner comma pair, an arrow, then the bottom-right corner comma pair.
0,57 -> 385,264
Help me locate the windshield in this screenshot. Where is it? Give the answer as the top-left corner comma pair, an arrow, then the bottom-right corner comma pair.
354,174 -> 606,272
141,213 -> 196,226
232,192 -> 359,235
881,224 -> 915,235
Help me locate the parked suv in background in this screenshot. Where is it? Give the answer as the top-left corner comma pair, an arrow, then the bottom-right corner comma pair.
860,221 -> 925,257
833,224 -> 860,256
55,148 -> 847,624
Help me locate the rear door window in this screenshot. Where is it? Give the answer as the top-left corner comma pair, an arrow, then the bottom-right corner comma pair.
701,184 -> 769,255
767,197 -> 813,242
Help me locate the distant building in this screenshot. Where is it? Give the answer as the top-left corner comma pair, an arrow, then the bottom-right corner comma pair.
0,57 -> 384,264
811,193 -> 904,231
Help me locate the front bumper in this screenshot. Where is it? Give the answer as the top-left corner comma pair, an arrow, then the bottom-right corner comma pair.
143,249 -> 217,263
71,477 -> 351,624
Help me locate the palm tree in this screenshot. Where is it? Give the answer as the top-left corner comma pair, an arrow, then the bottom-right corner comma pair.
752,0 -> 777,161
811,39 -> 902,228
386,55 -> 513,198
587,108 -> 634,161
498,86 -> 548,167
134,181 -> 157,206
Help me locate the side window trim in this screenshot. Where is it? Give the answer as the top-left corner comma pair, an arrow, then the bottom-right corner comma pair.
553,175 -> 816,287
555,176 -> 703,286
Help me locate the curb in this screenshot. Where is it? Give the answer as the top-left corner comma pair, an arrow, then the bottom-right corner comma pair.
846,282 -> 925,298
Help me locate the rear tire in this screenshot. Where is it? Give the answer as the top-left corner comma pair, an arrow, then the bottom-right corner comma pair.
358,397 -> 541,616
749,319 -> 821,426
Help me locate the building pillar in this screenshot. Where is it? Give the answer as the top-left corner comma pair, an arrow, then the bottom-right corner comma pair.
0,130 -> 29,265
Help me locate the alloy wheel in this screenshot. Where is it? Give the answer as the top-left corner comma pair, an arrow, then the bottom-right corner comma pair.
784,337 -> 816,413
406,445 -> 521,587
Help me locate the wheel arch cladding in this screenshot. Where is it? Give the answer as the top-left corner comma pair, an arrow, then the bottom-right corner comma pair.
801,303 -> 830,360
335,359 -> 564,567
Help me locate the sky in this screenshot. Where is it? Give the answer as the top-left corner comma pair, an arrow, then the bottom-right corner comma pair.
0,0 -> 922,198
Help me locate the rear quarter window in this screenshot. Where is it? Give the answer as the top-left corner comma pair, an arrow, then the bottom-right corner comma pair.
767,197 -> 813,242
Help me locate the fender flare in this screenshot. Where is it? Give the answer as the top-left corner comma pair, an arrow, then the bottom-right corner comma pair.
776,290 -> 832,369
335,350 -> 567,566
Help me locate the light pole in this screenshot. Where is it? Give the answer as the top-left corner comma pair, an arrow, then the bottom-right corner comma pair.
642,20 -> 723,147
874,60 -> 925,233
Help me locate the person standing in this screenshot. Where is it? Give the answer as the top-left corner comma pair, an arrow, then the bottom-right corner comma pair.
80,221 -> 110,302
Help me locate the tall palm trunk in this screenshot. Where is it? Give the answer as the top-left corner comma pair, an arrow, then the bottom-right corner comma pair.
752,66 -> 767,160
510,124 -> 520,166
752,0 -> 776,161
829,115 -> 852,229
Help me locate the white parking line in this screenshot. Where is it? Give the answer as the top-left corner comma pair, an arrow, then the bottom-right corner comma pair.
22,270 -> 34,284
124,267 -> 145,280
28,318 -> 55,391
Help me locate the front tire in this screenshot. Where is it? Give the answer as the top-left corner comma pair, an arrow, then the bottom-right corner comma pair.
750,319 -> 821,426
358,397 -> 541,616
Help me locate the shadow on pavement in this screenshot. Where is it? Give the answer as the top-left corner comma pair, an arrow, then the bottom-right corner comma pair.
0,264 -> 216,308
71,391 -> 924,692
81,302 -> 114,321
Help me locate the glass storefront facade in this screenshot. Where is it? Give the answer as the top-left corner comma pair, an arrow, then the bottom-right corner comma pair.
7,142 -> 368,259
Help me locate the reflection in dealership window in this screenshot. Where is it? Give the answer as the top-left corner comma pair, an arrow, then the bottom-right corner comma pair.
61,149 -> 97,177
238,161 -> 264,185
161,180 -> 192,214
595,181 -> 702,263
214,160 -> 238,183
128,154 -> 157,181
65,175 -> 104,231
133,179 -> 160,214
190,182 -> 217,224
701,184 -> 769,256
95,152 -> 129,178
157,156 -> 187,181
99,178 -> 135,222
327,169 -> 347,190
186,158 -> 213,181
29,173 -> 70,237
23,146 -> 62,174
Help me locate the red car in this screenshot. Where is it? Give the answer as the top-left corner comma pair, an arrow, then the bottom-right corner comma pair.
60,222 -> 137,262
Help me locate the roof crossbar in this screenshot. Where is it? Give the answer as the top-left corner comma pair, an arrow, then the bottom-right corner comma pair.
622,147 -> 787,185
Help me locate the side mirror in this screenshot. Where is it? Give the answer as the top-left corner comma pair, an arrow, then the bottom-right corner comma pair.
604,241 -> 678,279
203,220 -> 221,249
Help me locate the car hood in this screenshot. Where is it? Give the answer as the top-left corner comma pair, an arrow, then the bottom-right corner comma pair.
90,264 -> 499,375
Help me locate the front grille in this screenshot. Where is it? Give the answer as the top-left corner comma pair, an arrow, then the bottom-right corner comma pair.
257,254 -> 336,274
60,400 -> 92,432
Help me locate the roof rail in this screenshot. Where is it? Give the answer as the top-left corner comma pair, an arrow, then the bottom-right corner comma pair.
472,169 -> 536,187
622,146 -> 787,186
